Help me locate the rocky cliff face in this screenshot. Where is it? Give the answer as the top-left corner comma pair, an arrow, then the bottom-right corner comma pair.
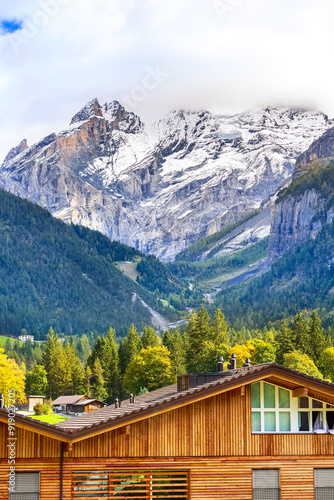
268,190 -> 334,261
269,125 -> 334,262
1,100 -> 332,261
293,126 -> 334,179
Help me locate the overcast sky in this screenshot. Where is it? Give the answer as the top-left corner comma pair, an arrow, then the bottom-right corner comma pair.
0,0 -> 334,161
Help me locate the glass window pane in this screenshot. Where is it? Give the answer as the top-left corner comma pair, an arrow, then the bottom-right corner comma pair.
264,412 -> 276,431
298,397 -> 309,408
252,412 -> 261,432
264,383 -> 275,408
279,388 -> 290,408
279,412 -> 291,431
312,411 -> 324,430
251,383 -> 260,408
312,399 -> 323,409
298,411 -> 309,431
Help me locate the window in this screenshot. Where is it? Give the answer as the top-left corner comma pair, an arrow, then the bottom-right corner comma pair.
253,469 -> 280,500
9,472 -> 39,500
251,382 -> 334,433
314,469 -> 334,500
73,470 -> 189,499
251,382 -> 291,432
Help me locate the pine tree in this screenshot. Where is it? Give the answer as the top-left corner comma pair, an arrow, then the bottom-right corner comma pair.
91,358 -> 107,401
64,342 -> 85,394
291,313 -> 311,356
308,310 -> 325,362
142,327 -> 159,349
41,327 -> 59,399
275,321 -> 294,364
85,365 -> 93,397
210,309 -> 229,345
162,330 -> 172,351
168,330 -> 186,375
104,328 -> 121,401
119,324 -> 142,374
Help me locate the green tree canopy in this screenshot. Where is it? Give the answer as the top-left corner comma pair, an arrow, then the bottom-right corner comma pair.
123,346 -> 176,394
249,339 -> 276,365
26,364 -> 48,396
319,347 -> 334,382
283,351 -> 323,378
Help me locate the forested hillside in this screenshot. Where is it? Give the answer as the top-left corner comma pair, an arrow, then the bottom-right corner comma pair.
0,189 -> 186,338
213,220 -> 334,330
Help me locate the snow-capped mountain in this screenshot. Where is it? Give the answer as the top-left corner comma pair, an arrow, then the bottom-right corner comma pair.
0,99 -> 332,260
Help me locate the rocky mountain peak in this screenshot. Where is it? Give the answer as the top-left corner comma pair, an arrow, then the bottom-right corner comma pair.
70,97 -> 103,125
4,138 -> 29,163
0,101 -> 333,261
69,98 -> 143,134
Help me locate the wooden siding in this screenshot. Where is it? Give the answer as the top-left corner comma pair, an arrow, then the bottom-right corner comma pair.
1,386 -> 334,460
1,457 -> 334,500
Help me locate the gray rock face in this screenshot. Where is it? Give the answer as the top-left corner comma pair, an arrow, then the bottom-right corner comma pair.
296,126 -> 334,171
0,100 -> 332,261
4,139 -> 29,162
268,190 -> 334,262
269,122 -> 334,262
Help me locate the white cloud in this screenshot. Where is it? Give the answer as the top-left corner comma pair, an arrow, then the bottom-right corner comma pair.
0,0 -> 334,161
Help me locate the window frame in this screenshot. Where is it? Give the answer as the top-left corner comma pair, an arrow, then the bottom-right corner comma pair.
251,382 -> 334,434
251,382 -> 292,433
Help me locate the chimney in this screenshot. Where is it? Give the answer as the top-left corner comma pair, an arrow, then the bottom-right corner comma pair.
0,394 -> 3,409
243,358 -> 251,368
115,398 -> 119,409
129,394 -> 135,404
217,356 -> 224,372
228,354 -> 237,370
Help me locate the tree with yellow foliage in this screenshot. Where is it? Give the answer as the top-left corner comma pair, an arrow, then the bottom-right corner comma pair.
0,348 -> 25,407
124,346 -> 176,394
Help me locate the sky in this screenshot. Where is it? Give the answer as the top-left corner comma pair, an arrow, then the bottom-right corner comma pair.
0,0 -> 334,162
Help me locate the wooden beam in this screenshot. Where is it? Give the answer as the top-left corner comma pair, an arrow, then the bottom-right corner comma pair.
64,442 -> 73,453
292,387 -> 308,398
231,386 -> 245,396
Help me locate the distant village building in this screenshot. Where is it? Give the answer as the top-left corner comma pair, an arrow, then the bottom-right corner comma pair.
51,395 -> 107,415
17,395 -> 45,412
18,334 -> 34,342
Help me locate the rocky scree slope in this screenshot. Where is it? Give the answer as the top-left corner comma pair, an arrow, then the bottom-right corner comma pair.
0,99 -> 332,261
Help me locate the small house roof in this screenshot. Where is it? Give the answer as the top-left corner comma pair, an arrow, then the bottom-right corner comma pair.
52,395 -> 87,405
72,399 -> 107,407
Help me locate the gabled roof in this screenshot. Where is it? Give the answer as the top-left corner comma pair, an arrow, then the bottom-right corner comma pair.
72,399 -> 107,407
1,362 -> 334,443
52,395 -> 87,405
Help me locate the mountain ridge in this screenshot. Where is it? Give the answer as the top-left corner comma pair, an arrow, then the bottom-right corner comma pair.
1,100 -> 332,261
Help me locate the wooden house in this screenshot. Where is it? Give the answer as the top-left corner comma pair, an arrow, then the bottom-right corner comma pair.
1,360 -> 334,499
51,396 -> 107,414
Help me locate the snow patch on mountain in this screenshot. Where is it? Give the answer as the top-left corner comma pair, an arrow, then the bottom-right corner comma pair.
0,101 -> 332,261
